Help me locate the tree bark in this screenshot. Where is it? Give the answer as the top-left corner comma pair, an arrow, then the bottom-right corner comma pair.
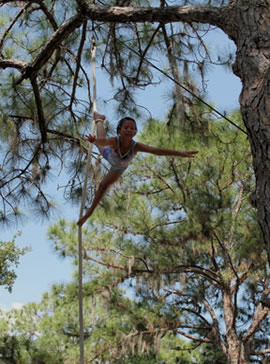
223,289 -> 249,364
75,1 -> 223,26
218,0 -> 270,265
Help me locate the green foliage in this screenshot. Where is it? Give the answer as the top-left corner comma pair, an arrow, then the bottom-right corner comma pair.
0,335 -> 22,364
64,113 -> 265,362
0,0 -> 234,223
3,111 -> 268,363
1,2 -> 268,363
0,234 -> 29,292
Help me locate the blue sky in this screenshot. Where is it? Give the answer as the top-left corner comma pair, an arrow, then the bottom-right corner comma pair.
0,29 -> 242,311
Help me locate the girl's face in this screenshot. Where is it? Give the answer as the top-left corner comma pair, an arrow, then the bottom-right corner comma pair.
118,119 -> 137,138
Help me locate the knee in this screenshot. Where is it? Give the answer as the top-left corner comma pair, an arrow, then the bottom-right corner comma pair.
97,172 -> 120,195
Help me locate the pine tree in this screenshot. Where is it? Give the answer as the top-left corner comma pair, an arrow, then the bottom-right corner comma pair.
2,0 -> 270,263
45,113 -> 269,363
0,234 -> 29,293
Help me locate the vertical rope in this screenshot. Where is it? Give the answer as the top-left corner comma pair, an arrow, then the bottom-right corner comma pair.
78,34 -> 97,364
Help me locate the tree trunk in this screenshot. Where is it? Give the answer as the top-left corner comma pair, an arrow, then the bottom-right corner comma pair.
223,289 -> 250,364
222,0 -> 270,264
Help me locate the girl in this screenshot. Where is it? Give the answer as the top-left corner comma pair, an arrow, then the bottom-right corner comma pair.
77,112 -> 198,226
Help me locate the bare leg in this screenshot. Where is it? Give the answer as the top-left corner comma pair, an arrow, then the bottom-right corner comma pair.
77,169 -> 121,226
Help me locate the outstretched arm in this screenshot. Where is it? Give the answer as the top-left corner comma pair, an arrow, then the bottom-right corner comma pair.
135,143 -> 198,157
85,134 -> 116,148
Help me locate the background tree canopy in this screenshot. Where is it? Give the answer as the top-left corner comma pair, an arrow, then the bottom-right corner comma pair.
0,0 -> 236,223
0,234 -> 29,293
2,0 -> 270,262
1,1 -> 270,363
1,115 -> 270,363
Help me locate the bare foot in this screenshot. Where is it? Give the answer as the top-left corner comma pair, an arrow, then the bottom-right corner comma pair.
94,111 -> 106,121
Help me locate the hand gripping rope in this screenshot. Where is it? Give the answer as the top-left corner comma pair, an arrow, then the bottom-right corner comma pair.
77,34 -> 97,364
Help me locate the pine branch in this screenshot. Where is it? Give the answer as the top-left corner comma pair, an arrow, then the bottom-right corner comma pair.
0,146 -> 41,190
243,281 -> 270,343
84,247 -> 222,287
111,24 -> 126,89
1,2 -> 231,84
175,329 -> 212,343
0,59 -> 26,70
30,77 -> 47,144
84,251 -> 126,271
180,306 -> 212,327
75,2 -> 224,28
135,24 -> 161,84
250,348 -> 270,355
161,23 -> 185,127
203,297 -> 227,353
35,0 -> 58,30
0,3 -> 30,55
15,13 -> 83,84
47,129 -> 87,152
103,219 -> 184,237
69,21 -> 87,110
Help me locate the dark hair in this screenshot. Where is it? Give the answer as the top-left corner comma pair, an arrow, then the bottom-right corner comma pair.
116,117 -> 137,134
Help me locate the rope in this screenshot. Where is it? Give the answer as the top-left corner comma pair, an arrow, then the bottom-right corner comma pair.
78,34 -> 97,364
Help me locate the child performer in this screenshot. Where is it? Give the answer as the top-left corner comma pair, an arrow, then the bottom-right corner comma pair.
77,112 -> 198,226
